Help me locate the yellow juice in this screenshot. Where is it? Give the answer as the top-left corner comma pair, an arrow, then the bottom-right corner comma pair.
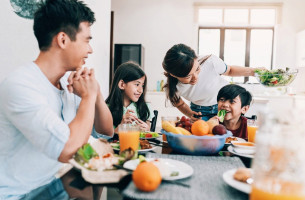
247,125 -> 258,142
119,130 -> 140,152
250,186 -> 305,200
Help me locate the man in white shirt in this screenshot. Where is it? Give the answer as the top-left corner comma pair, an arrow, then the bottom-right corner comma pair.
0,0 -> 113,199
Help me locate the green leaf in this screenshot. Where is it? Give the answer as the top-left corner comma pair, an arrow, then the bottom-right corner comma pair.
74,143 -> 98,165
217,110 -> 227,123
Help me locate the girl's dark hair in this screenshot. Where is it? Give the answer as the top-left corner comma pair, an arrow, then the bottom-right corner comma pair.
217,84 -> 252,107
106,62 -> 150,127
162,44 -> 197,105
34,0 -> 95,51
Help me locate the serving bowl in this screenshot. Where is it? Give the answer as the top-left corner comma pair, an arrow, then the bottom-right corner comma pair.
254,68 -> 298,87
161,129 -> 232,155
231,141 -> 256,155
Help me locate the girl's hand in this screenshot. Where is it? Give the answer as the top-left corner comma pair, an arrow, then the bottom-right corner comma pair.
121,109 -> 138,124
135,118 -> 150,131
190,111 -> 202,123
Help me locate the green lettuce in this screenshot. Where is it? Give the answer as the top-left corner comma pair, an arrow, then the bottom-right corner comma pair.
217,110 -> 227,123
74,143 -> 98,166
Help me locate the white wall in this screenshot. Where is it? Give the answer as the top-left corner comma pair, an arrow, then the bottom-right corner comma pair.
111,0 -> 305,92
0,0 -> 111,97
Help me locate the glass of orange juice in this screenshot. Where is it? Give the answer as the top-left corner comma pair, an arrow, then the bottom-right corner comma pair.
118,124 -> 140,152
161,116 -> 178,142
250,108 -> 305,200
247,119 -> 258,143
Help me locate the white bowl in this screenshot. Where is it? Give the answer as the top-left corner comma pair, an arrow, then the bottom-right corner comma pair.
231,141 -> 256,155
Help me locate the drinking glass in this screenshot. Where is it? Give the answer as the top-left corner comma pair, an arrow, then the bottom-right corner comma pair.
247,119 -> 258,143
118,124 -> 140,152
161,116 -> 179,142
250,109 -> 305,200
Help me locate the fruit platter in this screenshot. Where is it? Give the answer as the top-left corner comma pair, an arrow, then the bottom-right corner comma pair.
161,114 -> 232,155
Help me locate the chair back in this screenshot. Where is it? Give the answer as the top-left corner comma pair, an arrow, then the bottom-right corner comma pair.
150,110 -> 158,132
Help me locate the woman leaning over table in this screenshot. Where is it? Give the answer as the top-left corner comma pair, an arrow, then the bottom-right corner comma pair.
162,43 -> 258,122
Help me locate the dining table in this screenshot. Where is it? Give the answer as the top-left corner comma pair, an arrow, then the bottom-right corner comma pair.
26,137 -> 252,200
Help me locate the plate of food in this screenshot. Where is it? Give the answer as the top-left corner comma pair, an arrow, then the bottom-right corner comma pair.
69,137 -> 129,184
254,68 -> 298,87
140,131 -> 160,139
225,136 -> 246,145
223,168 -> 253,194
123,158 -> 193,181
110,140 -> 157,152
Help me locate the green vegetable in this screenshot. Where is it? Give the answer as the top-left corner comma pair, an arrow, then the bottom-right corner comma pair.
217,110 -> 227,123
170,171 -> 179,176
74,143 -> 98,165
254,68 -> 297,87
138,155 -> 146,163
140,132 -> 159,138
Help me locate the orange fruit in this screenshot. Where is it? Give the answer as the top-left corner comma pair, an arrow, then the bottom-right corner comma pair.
191,120 -> 209,136
132,162 -> 162,192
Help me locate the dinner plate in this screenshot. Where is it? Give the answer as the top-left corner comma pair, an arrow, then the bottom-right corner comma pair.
225,137 -> 246,145
123,158 -> 193,180
223,168 -> 252,194
227,146 -> 254,159
111,143 -> 157,153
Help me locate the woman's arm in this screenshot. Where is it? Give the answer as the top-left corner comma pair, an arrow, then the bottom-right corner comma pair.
222,65 -> 255,77
175,98 -> 201,122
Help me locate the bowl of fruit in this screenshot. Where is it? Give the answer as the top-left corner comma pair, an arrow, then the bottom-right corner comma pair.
254,68 -> 298,87
161,116 -> 232,155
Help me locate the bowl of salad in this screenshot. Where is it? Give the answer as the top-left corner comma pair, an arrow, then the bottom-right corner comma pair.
254,68 -> 298,87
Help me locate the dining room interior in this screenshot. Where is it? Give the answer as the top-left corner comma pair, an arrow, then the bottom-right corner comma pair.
1,0 -> 305,199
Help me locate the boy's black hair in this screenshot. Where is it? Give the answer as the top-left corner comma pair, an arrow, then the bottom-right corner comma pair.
33,0 -> 95,51
106,62 -> 150,127
217,84 -> 252,107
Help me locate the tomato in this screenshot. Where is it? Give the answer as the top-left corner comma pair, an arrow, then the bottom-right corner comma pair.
145,133 -> 152,138
271,80 -> 278,85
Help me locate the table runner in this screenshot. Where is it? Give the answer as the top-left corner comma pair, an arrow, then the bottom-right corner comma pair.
122,153 -> 249,200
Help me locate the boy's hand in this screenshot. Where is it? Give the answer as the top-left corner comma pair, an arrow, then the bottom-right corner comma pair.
210,115 -> 221,122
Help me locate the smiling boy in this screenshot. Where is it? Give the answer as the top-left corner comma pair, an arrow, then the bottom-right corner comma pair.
216,84 -> 252,139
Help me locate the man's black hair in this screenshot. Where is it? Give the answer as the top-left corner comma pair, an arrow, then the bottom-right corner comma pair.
33,0 -> 95,51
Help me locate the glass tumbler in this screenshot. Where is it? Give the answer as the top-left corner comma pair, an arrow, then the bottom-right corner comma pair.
118,124 -> 140,152
250,109 -> 305,200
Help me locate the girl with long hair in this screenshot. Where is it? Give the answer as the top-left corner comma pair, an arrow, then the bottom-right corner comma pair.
106,62 -> 153,132
163,43 -> 258,121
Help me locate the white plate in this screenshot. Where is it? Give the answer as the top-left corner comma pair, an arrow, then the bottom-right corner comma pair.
225,137 -> 246,145
227,146 -> 254,159
123,158 -> 194,180
112,145 -> 157,153
223,168 -> 252,194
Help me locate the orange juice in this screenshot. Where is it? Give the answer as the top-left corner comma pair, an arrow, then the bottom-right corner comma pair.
119,130 -> 140,152
247,125 -> 258,143
251,185 -> 305,200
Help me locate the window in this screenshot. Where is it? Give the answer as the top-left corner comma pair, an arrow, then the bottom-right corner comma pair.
196,4 -> 281,83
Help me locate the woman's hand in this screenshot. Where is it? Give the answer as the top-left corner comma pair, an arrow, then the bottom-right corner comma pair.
135,118 -> 150,131
190,111 -> 202,123
121,110 -> 138,124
